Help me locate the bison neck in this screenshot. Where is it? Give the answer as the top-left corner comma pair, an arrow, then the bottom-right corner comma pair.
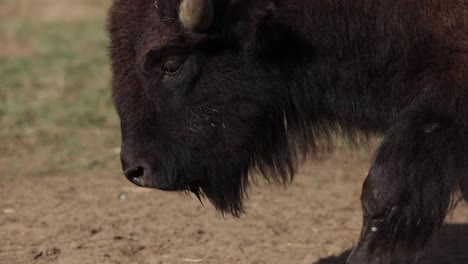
267,0 -> 455,133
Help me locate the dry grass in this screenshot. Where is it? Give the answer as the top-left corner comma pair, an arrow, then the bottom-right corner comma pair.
0,0 -> 108,21
0,0 -> 110,56
0,0 -> 119,178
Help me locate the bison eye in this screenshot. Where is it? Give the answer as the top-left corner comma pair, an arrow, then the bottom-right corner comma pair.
162,60 -> 181,75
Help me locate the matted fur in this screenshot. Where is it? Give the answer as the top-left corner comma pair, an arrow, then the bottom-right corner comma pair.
108,1 -> 467,263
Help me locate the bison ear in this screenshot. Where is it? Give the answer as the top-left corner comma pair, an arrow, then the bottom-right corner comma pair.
179,0 -> 214,32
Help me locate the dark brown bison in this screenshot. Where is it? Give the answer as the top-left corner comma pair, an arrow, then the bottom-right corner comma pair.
107,0 -> 468,263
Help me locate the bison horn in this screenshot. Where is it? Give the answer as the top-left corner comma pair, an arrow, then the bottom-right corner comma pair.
179,0 -> 214,32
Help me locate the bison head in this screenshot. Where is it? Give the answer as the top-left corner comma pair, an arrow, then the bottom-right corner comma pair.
108,0 -> 318,215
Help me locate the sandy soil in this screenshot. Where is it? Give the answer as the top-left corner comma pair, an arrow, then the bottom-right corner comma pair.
1,151 -> 467,264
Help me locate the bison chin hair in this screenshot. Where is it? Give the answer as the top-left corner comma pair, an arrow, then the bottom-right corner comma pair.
189,166 -> 250,217
187,106 -> 351,217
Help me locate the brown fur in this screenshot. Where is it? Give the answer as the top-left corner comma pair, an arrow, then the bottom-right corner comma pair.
108,1 -> 467,263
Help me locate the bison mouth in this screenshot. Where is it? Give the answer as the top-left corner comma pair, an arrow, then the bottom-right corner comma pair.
123,165 -> 194,192
123,167 -> 210,208
123,163 -> 246,215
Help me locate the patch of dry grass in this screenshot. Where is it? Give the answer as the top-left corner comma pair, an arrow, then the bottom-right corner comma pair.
0,0 -> 110,55
0,0 -> 108,21
0,0 -> 120,178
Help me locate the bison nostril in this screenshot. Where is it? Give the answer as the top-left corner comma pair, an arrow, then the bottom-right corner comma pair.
124,166 -> 145,179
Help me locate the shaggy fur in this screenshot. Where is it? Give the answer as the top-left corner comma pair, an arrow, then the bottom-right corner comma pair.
108,0 -> 467,263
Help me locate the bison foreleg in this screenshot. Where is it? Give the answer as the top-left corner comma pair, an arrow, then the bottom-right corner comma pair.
346,112 -> 465,264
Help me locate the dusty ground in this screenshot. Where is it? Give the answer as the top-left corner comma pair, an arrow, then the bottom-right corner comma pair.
1,151 -> 467,264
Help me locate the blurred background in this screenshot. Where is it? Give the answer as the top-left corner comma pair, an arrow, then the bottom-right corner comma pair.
0,0 -> 119,178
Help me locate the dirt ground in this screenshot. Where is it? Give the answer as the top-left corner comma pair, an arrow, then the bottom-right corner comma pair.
1,151 -> 467,264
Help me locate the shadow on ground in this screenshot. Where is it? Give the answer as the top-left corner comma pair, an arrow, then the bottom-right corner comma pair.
314,250 -> 350,264
315,224 -> 468,264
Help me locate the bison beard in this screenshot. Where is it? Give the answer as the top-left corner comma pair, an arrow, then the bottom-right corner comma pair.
108,0 -> 467,263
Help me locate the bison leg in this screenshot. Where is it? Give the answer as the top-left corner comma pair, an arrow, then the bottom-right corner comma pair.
346,114 -> 465,264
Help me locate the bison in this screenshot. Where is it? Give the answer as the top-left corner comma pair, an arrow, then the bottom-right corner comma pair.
107,0 -> 468,263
